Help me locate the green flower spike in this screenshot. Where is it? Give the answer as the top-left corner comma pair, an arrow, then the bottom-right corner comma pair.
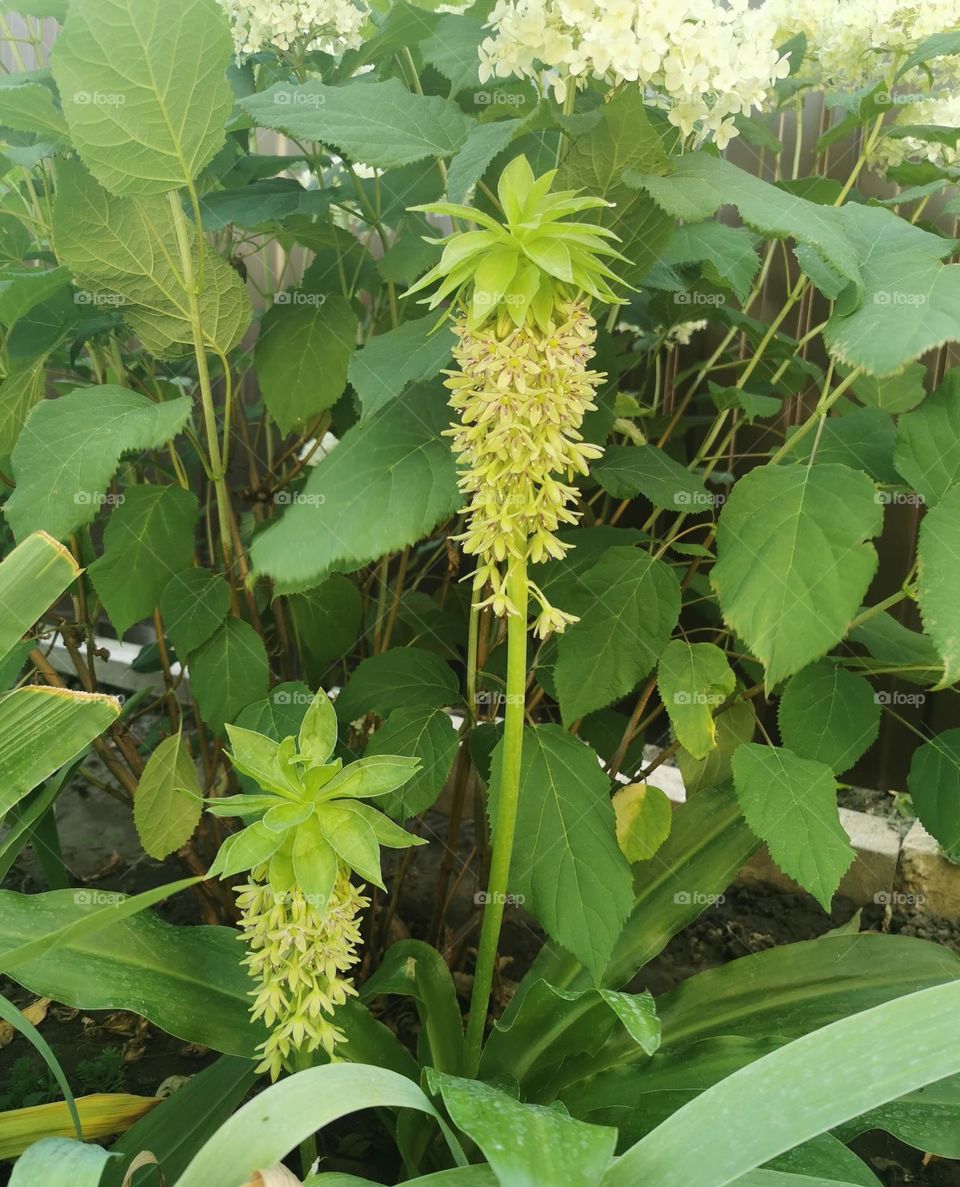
207,689 -> 424,1079
406,155 -> 631,637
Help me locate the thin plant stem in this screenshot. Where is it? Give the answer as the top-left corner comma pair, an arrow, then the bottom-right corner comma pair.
465,555 -> 528,1072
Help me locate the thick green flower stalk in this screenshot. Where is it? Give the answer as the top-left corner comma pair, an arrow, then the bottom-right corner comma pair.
410,154 -> 628,638
207,690 -> 422,1079
408,155 -> 629,1069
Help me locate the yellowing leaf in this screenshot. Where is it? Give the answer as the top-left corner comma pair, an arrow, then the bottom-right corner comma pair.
612,782 -> 673,863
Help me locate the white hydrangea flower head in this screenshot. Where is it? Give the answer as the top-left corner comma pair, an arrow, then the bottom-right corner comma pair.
219,0 -> 370,56
870,90 -> 960,171
766,0 -> 960,91
478,0 -> 791,146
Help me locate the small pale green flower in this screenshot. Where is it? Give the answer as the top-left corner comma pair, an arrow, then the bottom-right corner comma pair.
207,689 -> 423,1078
406,155 -> 630,636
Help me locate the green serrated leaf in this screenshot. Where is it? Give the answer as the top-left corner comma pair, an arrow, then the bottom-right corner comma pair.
250,384 -> 459,588
732,743 -> 853,909
657,641 -> 736,760
894,369 -> 960,507
366,706 -> 459,819
907,731 -> 960,862
134,730 -> 202,859
336,647 -> 458,721
591,444 -> 710,510
189,619 -> 269,735
778,660 -> 881,775
255,296 -> 357,434
488,725 -> 633,981
52,161 -> 251,358
88,485 -> 199,638
612,782 -> 673,863
712,463 -> 882,689
160,567 -> 231,657
348,320 -> 455,419
555,547 -> 681,724
5,385 -> 191,541
52,0 -> 233,195
239,78 -> 472,171
917,482 -> 960,688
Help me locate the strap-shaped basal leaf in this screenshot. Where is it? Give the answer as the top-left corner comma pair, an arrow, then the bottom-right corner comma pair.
481,977 -> 660,1097
0,531 -> 78,662
239,78 -> 473,171
657,641 -> 736,760
53,161 -> 251,358
778,660 -> 881,776
176,1066 -> 445,1187
906,730 -> 960,863
731,743 -> 852,910
250,383 -> 459,588
572,934 -> 960,1144
430,1072 -> 617,1187
0,887 -> 261,1055
133,729 -> 203,860
591,444 -> 710,510
602,981 -> 960,1187
88,485 -> 199,638
348,320 -> 455,418
555,546 -> 681,724
0,687 -> 120,818
255,296 -> 358,434
894,369 -> 960,507
711,463 -> 882,689
4,385 -> 191,541
51,0 -> 233,195
488,725 -> 633,982
7,1137 -> 113,1187
917,482 -> 960,689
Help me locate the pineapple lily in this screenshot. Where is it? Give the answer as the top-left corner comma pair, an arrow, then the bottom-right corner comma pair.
207,690 -> 423,1078
409,153 -> 629,637
407,154 -> 630,1068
